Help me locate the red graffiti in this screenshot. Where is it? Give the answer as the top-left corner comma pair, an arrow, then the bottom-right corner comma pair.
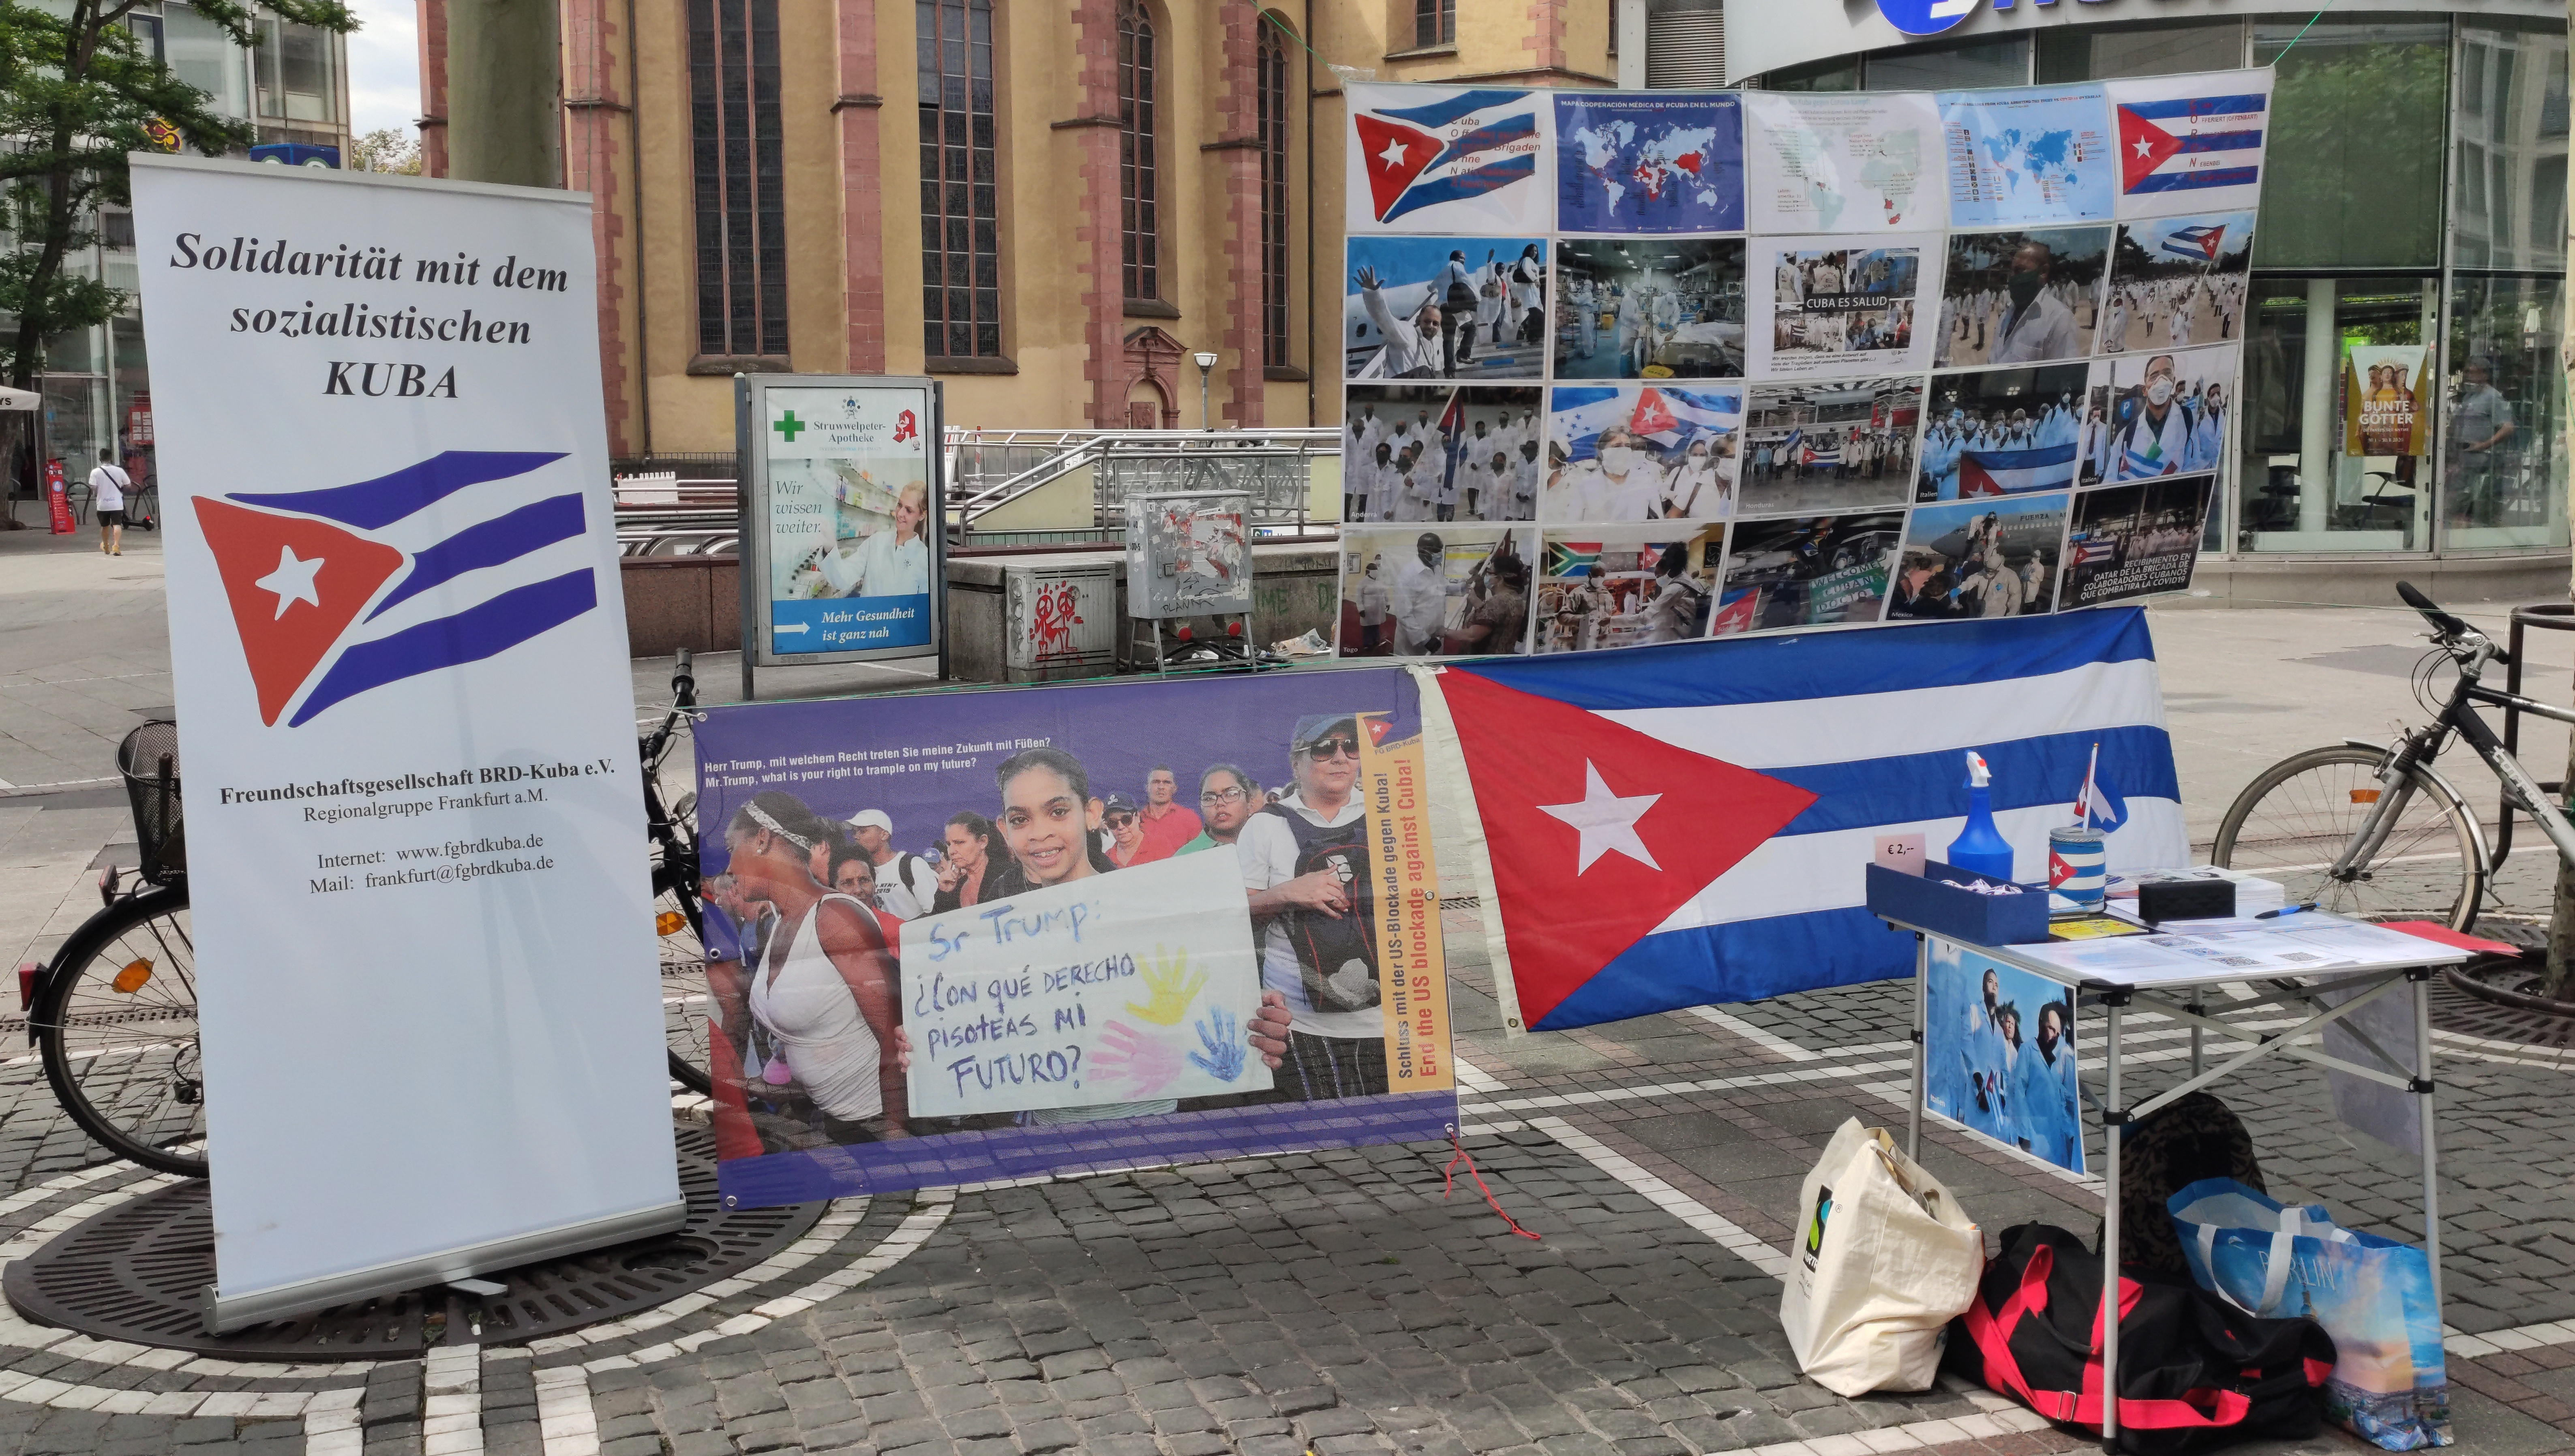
893,409 -> 917,443
1028,580 -> 1084,661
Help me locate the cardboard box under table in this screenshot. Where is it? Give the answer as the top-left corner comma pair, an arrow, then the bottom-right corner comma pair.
1865,888 -> 2473,1450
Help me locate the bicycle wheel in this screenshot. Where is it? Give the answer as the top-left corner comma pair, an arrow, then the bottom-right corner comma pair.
654,862 -> 713,1094
2211,744 -> 2483,929
35,884 -> 207,1177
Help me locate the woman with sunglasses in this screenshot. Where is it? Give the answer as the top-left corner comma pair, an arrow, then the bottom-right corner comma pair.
1237,713 -> 1388,1101
721,791 -> 908,1142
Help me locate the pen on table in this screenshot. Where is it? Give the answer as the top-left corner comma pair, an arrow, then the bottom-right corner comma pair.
2254,902 -> 2319,920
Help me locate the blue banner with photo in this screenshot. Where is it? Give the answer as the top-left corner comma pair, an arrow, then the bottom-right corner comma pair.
691,668 -> 1458,1205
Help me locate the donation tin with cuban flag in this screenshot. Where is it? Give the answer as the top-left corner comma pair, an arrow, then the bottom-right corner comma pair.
131,154 -> 683,1332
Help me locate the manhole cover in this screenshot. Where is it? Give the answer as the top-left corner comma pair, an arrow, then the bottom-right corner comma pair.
0,1124 -> 824,1360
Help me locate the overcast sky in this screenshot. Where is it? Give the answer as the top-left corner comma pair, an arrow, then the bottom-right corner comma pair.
346,0 -> 421,139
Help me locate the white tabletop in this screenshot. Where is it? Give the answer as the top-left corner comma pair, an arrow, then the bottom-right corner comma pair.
1886,910 -> 2476,992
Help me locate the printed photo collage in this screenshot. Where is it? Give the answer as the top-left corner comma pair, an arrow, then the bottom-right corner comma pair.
1336,72 -> 2268,656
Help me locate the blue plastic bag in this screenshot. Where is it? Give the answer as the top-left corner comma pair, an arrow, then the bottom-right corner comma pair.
2170,1178 -> 2451,1451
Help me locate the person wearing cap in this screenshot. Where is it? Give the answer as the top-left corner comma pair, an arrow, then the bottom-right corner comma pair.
848,809 -> 938,920
1176,765 -> 1258,857
1237,713 -> 1387,1099
1102,793 -> 1149,867
1133,764 -> 1202,863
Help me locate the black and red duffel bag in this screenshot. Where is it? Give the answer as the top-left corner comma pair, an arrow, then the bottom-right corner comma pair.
1945,1224 -> 2335,1456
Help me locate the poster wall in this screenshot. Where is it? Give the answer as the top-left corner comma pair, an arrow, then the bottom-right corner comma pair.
692,669 -> 1454,1205
1338,69 -> 2271,656
130,157 -> 681,1327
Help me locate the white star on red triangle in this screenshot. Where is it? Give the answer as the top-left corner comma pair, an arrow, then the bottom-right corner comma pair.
254,545 -> 324,619
2132,135 -> 2154,158
1377,138 -> 1409,168
1538,760 -> 1662,874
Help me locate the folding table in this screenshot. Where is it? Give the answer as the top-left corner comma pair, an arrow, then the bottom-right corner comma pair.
1871,913 -> 2473,1450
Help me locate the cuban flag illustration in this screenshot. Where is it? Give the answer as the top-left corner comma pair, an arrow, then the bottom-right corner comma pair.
193,451 -> 596,727
2159,222 -> 2226,263
1426,608 -> 2185,1030
2111,77 -> 2268,212
1957,441 -> 2077,495
1350,86 -> 1549,232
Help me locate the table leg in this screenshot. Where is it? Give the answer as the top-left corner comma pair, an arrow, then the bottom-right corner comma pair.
2413,970 -> 2442,1312
1910,933 -> 1927,1162
2188,988 -> 2204,1077
2101,997 -> 2125,1451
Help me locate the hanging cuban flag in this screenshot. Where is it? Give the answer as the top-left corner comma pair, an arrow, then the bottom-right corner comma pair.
1628,385 -> 1744,460
2158,223 -> 2226,263
1956,441 -> 2078,495
1798,437 -> 1843,467
1419,608 -> 2186,1030
2108,72 -> 2271,218
195,451 -> 593,727
1347,85 -> 1553,233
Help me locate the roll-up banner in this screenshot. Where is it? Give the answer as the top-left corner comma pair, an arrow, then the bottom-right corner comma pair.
129,156 -> 682,1332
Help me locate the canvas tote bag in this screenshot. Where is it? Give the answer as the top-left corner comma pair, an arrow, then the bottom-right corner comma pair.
1780,1118 -> 1985,1394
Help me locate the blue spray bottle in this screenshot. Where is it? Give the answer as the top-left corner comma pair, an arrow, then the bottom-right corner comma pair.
1945,749 -> 2016,882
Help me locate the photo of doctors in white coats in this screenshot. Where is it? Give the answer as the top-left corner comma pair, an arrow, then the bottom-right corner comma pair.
1342,385 -> 1543,524
2084,345 -> 2234,484
1345,236 -> 1548,381
1336,526 -> 1538,658
1935,227 -> 2108,368
1925,940 -> 2084,1173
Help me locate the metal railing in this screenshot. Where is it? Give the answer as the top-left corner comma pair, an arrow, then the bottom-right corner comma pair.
610,427 -> 1346,557
949,427 -> 1342,546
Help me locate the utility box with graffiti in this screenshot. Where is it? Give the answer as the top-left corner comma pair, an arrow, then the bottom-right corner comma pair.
1122,492 -> 1253,620
1003,562 -> 1118,681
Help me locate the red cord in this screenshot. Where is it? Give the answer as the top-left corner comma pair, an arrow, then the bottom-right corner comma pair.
1444,1127 -> 1542,1240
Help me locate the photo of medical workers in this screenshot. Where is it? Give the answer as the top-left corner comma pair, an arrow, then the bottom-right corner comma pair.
1552,237 -> 1746,380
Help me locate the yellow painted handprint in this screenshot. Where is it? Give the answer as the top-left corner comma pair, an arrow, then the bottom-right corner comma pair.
1125,944 -> 1207,1026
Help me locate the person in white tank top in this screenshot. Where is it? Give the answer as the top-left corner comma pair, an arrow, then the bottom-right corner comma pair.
722,792 -> 908,1141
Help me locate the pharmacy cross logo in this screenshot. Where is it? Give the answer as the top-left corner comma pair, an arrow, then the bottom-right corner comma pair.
773,410 -> 806,443
194,451 -> 593,727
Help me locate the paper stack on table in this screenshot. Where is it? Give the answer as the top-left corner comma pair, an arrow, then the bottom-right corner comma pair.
2111,865 -> 2286,916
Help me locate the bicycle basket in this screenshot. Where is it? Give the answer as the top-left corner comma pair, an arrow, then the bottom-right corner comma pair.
116,719 -> 184,883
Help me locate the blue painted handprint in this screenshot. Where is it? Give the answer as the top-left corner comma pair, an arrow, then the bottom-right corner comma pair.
1187,1008 -> 1247,1082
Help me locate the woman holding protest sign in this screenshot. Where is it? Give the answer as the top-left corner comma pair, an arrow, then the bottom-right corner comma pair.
721,790 -> 910,1142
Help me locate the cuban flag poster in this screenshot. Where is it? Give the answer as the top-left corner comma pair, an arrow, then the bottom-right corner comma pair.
131,156 -> 681,1330
1420,610 -> 2184,1032
2105,69 -> 2272,218
1347,84 -> 1554,234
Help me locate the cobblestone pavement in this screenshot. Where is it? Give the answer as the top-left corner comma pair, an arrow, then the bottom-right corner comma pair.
1,562 -> 2573,1454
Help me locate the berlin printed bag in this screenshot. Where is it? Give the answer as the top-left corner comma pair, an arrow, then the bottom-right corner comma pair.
1947,1223 -> 2335,1456
2169,1180 -> 2452,1451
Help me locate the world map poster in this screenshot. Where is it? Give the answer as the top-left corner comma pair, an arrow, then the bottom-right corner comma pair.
1939,86 -> 2116,227
1742,91 -> 1946,234
1554,94 -> 1746,234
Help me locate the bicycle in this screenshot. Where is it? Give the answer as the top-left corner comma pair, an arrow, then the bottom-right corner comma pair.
30,655 -> 716,1177
2211,581 -> 2575,931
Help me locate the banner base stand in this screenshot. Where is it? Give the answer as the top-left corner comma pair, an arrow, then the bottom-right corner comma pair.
199,1197 -> 686,1336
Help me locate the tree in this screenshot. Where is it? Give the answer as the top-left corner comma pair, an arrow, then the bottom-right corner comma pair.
0,0 -> 356,392
349,126 -> 420,176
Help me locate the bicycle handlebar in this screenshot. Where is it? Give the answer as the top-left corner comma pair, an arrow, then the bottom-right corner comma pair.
2396,580 -> 2474,641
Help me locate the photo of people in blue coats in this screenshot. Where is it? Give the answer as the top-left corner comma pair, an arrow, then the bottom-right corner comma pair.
1925,940 -> 2084,1173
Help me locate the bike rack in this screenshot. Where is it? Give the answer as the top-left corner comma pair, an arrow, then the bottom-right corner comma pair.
2494,602 -> 2575,869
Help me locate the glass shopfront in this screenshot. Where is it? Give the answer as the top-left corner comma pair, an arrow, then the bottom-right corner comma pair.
1750,8 -> 2574,567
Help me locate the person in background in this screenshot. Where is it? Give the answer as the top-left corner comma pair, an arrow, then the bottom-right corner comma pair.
720,791 -> 907,1142
1134,764 -> 1202,862
1639,546 -> 1703,644
88,447 -> 128,556
847,809 -> 938,919
1102,793 -> 1150,867
2449,356 -> 2515,526
825,838 -> 904,946
1177,765 -> 1258,857
930,811 -> 1000,914
1356,558 -> 1390,652
1444,554 -> 1527,654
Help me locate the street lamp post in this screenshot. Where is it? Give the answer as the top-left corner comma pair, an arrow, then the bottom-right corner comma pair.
1192,351 -> 1219,430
